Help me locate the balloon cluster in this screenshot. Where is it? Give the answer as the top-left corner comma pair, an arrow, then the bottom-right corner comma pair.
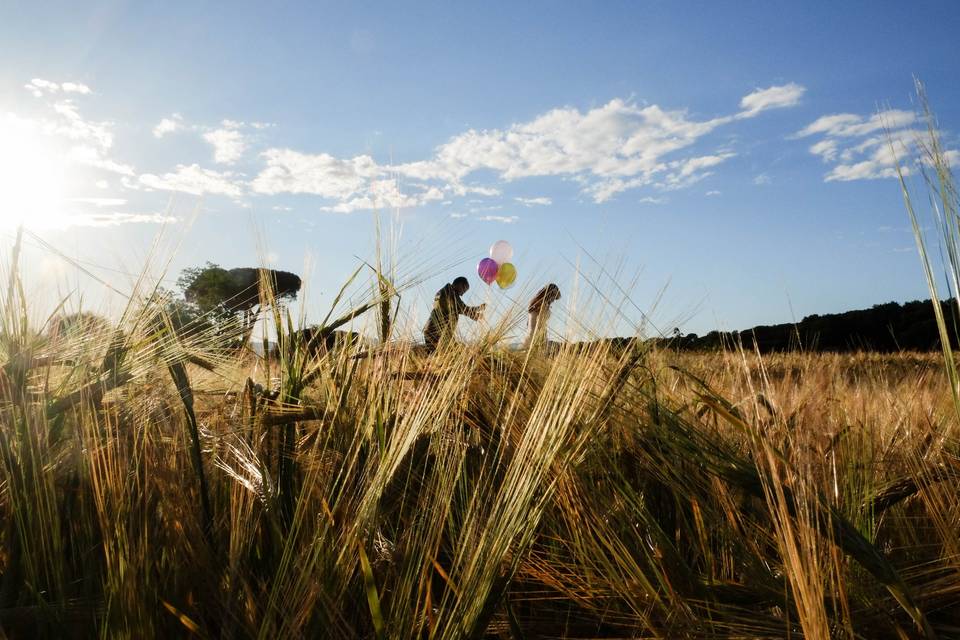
477,240 -> 517,289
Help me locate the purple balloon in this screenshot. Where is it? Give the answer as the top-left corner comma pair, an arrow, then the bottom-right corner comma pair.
477,257 -> 499,284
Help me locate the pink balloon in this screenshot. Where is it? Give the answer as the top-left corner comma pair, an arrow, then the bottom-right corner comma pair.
490,240 -> 513,263
477,258 -> 499,284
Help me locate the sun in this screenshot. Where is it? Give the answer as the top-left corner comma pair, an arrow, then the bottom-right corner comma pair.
0,114 -> 70,230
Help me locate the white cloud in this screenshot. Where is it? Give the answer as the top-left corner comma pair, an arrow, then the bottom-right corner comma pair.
448,184 -> 501,197
65,146 -> 131,175
139,164 -> 243,197
61,82 -> 92,95
25,78 -> 60,97
153,114 -> 185,138
809,139 -> 839,162
251,149 -> 444,212
515,196 -> 552,206
24,211 -> 176,230
795,110 -> 915,139
203,128 -> 247,164
825,160 -> 898,182
218,119 -> 274,130
242,84 -> 803,209
639,196 -> 668,204
705,190 -> 721,196
49,101 -> 114,148
25,78 -> 92,98
253,150 -> 380,198
737,83 -> 805,118
320,179 -> 438,213
70,197 -> 127,207
120,176 -> 141,191
608,152 -> 734,194
677,154 -> 730,177
387,86 -> 798,203
450,212 -> 468,218
478,215 -> 519,224
393,98 -> 724,201
67,145 -> 135,176
584,177 -> 649,203
154,115 -> 273,154
95,180 -> 109,189
753,173 -> 771,185
73,212 -> 177,226
663,152 -> 734,189
12,91 -> 134,178
796,107 -> 956,182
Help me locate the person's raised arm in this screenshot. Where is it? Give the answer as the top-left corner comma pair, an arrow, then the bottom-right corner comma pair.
465,303 -> 486,321
453,290 -> 484,319
451,290 -> 468,315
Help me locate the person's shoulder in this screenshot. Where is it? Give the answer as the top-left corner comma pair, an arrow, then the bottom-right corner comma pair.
435,284 -> 454,303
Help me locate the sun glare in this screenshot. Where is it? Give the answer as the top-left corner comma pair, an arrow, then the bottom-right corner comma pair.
0,114 -> 70,230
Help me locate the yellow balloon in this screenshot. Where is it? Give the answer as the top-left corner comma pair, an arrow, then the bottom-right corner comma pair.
496,262 -> 517,289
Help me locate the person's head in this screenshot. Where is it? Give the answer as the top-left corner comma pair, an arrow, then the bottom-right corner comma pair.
530,283 -> 561,313
453,276 -> 470,295
545,283 -> 561,303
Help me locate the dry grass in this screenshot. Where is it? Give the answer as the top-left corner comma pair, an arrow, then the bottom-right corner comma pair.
2,297 -> 959,639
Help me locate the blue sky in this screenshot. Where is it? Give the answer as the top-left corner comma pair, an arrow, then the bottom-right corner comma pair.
1,1 -> 959,339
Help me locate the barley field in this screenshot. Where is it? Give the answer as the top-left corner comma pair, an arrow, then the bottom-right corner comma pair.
2,284 -> 958,639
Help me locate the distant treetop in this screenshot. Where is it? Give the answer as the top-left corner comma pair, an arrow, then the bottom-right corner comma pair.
180,263 -> 302,315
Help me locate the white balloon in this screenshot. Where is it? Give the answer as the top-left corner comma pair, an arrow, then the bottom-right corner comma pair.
489,240 -> 513,263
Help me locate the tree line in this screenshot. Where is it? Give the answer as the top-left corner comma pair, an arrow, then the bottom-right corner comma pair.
652,299 -> 960,353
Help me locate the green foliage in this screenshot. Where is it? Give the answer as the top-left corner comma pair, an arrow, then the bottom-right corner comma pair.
178,261 -> 235,315
179,263 -> 302,315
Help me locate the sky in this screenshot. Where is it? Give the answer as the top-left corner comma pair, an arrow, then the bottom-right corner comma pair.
1,1 -> 959,340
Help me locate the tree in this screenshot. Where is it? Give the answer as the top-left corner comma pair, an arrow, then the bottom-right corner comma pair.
153,287 -> 229,341
177,263 -> 235,314
177,263 -> 302,335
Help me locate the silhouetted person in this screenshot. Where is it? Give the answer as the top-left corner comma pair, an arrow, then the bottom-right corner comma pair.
523,283 -> 561,349
423,277 -> 485,352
